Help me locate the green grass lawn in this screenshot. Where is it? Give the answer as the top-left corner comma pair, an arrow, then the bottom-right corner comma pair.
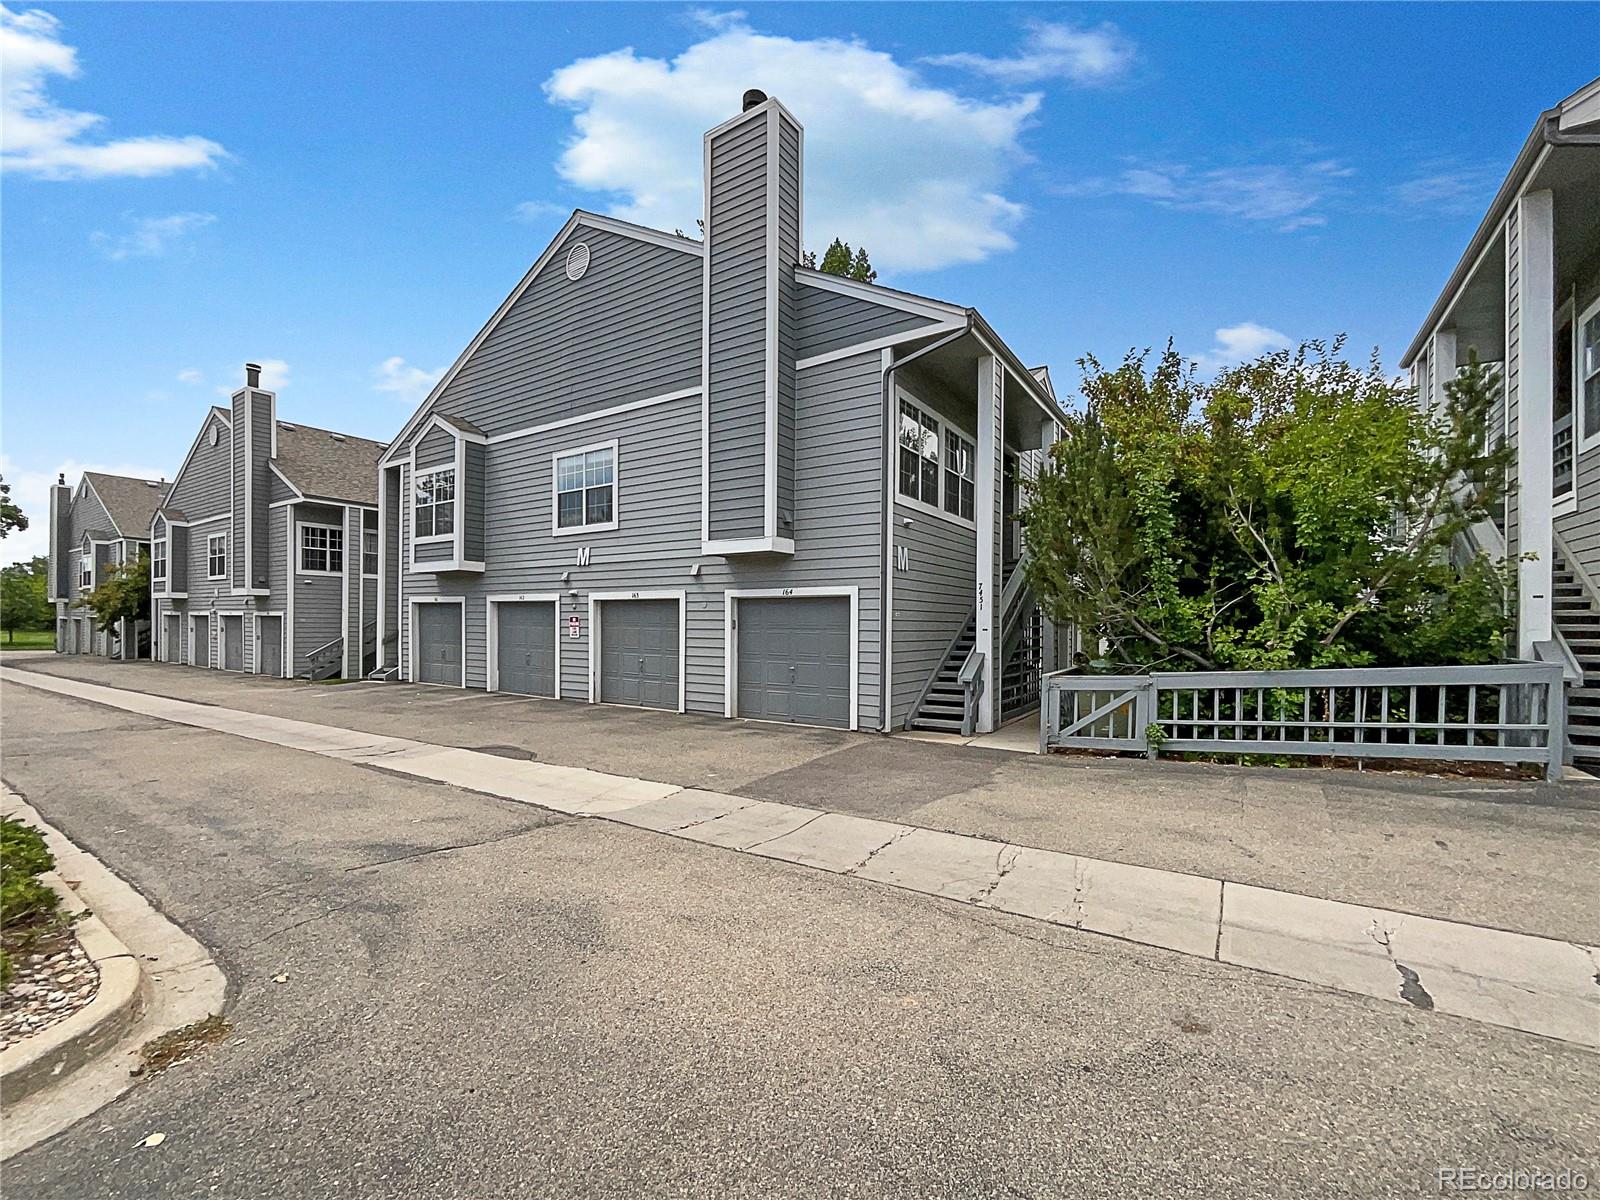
0,630 -> 55,651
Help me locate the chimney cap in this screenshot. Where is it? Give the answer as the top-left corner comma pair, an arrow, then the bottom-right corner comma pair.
244,361 -> 262,388
58,472 -> 66,486
742,89 -> 767,112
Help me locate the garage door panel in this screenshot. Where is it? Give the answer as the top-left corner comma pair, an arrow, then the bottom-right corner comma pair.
736,597 -> 851,729
497,602 -> 556,697
600,600 -> 679,710
417,603 -> 463,686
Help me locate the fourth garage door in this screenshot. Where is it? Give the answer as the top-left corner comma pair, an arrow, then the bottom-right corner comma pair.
599,599 -> 679,710
736,596 -> 852,729
496,602 -> 556,697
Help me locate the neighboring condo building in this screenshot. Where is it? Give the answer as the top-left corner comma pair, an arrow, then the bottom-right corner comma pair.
151,364 -> 388,679
47,471 -> 171,659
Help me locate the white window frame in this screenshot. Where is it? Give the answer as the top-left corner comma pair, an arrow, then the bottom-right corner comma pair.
362,528 -> 379,577
152,539 -> 168,583
551,439 -> 619,536
297,521 -> 345,576
1579,295 -> 1600,454
895,389 -> 977,531
206,533 -> 228,580
78,544 -> 93,590
411,464 -> 457,545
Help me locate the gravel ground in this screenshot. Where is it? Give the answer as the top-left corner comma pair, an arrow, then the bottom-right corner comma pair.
1,925 -> 100,1048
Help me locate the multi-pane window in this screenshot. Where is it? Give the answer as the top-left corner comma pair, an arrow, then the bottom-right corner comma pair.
78,549 -> 92,589
152,540 -> 167,583
1582,301 -> 1600,447
1555,312 -> 1575,501
299,524 -> 343,574
414,467 -> 456,539
898,400 -> 940,506
362,529 -> 379,576
207,534 -> 227,579
944,430 -> 976,521
554,444 -> 616,531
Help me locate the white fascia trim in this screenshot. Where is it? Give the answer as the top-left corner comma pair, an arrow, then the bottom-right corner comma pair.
485,593 -> 562,697
797,322 -> 967,373
550,438 -> 620,537
971,327 -> 1060,427
284,506 -> 296,675
242,390 -> 254,592
381,213 -> 700,467
794,269 -> 965,324
184,512 -> 232,526
882,348 -> 896,733
723,586 -> 859,731
377,467 -> 393,669
763,103 -> 781,543
341,506 -> 352,679
487,388 -> 699,446
425,413 -> 487,445
587,589 -> 687,712
700,129 -> 714,546
407,595 -> 468,689
702,536 -> 796,557
409,560 -> 485,574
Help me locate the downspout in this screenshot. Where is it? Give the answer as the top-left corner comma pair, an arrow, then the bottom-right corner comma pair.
878,317 -> 975,732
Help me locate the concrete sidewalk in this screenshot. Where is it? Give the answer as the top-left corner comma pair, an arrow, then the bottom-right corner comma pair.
6,665 -> 1597,1049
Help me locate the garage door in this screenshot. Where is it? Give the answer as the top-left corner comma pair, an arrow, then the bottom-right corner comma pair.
164,614 -> 181,663
736,596 -> 852,728
256,616 -> 283,677
190,616 -> 209,667
599,599 -> 679,710
416,603 -> 463,686
496,602 -> 556,697
222,616 -> 244,671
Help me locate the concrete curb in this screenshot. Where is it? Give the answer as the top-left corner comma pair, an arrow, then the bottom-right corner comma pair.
0,871 -> 145,1105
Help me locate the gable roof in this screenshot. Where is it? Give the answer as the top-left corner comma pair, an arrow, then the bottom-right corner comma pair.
273,421 -> 387,506
82,472 -> 170,539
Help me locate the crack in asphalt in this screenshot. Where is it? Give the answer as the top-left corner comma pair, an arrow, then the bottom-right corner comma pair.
1366,919 -> 1435,1010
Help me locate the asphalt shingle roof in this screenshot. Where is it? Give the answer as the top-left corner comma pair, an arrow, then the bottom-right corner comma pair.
273,422 -> 387,506
83,472 -> 171,538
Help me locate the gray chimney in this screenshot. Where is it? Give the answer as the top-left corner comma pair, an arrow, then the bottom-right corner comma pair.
245,362 -> 262,388
701,93 -> 802,554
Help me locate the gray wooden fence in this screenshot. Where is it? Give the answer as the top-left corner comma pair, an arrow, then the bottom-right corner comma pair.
1039,663 -> 1566,780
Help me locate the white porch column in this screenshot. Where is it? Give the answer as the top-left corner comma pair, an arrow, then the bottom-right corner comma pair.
1515,189 -> 1556,658
974,354 -> 1001,733
1430,327 -> 1457,413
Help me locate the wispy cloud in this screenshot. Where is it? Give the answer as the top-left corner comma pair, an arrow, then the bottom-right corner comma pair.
373,357 -> 444,407
512,199 -> 568,224
1391,163 -> 1498,215
212,358 -> 288,397
1193,322 -> 1291,375
543,12 -> 1038,272
177,367 -> 203,385
1,4 -> 227,179
91,211 -> 216,260
924,20 -> 1136,88
1063,157 -> 1353,232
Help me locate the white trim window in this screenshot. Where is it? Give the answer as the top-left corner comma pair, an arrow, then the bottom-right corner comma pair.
898,399 -> 940,506
413,467 -> 456,541
362,529 -> 379,576
152,539 -> 168,584
78,548 -> 93,590
898,395 -> 976,527
299,522 -> 344,575
206,533 -> 228,580
1581,297 -> 1600,451
943,429 -> 976,522
553,441 -> 617,534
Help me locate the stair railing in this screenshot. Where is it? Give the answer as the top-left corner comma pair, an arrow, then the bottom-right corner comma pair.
902,608 -> 976,731
958,652 -> 986,737
301,635 -> 343,681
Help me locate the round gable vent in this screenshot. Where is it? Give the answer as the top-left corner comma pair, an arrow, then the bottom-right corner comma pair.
208,423 -> 219,447
564,242 -> 591,281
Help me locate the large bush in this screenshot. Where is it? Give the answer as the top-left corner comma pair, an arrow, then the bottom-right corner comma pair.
1022,339 -> 1513,671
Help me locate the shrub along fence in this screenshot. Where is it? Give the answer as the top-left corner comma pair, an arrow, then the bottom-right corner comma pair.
1039,663 -> 1566,780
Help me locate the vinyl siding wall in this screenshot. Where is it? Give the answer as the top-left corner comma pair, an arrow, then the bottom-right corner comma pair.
290,501 -> 345,677
1550,260 -> 1600,579
793,288 -> 942,360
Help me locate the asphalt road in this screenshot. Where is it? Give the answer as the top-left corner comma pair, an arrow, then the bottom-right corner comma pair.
3,683 -> 1595,1199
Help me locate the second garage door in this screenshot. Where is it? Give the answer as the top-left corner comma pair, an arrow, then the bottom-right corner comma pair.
736,596 -> 852,729
416,603 -> 463,686
599,599 -> 679,710
496,602 -> 556,697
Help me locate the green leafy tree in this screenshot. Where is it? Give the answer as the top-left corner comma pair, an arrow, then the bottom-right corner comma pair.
0,556 -> 50,644
1022,339 -> 1513,671
76,550 -> 151,647
0,474 -> 25,539
806,238 -> 877,283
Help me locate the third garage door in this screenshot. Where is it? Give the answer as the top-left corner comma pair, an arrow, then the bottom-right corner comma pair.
736,596 -> 851,728
599,599 -> 679,710
496,602 -> 556,697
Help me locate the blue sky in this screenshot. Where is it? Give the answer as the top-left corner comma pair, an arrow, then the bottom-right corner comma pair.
2,2 -> 1592,562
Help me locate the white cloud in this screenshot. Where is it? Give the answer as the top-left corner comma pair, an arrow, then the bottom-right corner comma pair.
1064,158 -> 1352,232
1392,164 -> 1497,214
512,199 -> 568,224
0,453 -> 170,565
212,358 -> 289,397
177,367 -> 203,385
0,5 -> 227,180
373,357 -> 444,407
91,211 -> 215,260
924,21 -> 1135,87
542,14 -> 1039,272
1193,322 -> 1291,375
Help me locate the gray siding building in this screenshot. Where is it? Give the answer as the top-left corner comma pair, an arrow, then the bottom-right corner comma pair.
48,471 -> 170,658
152,364 -> 386,679
378,91 -> 1068,735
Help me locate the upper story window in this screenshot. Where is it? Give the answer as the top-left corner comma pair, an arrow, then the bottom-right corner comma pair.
78,549 -> 92,590
206,534 -> 227,579
299,523 -> 343,575
152,540 -> 168,583
898,396 -> 976,526
1581,298 -> 1600,449
414,467 -> 455,540
362,529 -> 378,576
553,442 -> 617,534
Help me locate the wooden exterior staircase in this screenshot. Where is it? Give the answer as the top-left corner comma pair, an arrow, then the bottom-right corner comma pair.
1553,548 -> 1600,763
